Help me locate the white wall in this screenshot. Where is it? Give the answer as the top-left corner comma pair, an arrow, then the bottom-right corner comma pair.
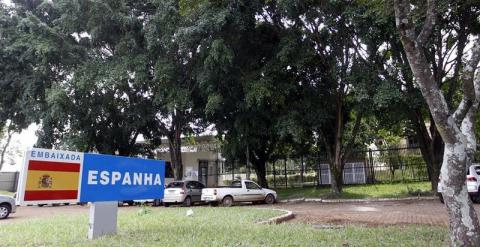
156,151 -> 221,186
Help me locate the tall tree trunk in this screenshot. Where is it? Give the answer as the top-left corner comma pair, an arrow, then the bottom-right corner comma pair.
410,109 -> 443,191
251,157 -> 268,188
429,124 -> 444,190
168,125 -> 183,180
395,0 -> 480,244
461,76 -> 480,173
441,141 -> 480,246
329,93 -> 344,194
166,110 -> 185,181
329,158 -> 343,194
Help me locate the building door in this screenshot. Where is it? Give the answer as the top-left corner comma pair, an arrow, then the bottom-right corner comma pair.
198,160 -> 208,186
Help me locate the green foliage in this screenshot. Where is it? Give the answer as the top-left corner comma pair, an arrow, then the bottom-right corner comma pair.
2,0 -> 479,197
276,181 -> 432,200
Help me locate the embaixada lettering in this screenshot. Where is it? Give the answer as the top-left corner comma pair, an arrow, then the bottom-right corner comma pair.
31,150 -> 81,161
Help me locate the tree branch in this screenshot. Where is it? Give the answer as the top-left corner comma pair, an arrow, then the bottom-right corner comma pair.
0,128 -> 14,171
453,39 -> 480,125
319,129 -> 333,163
395,0 -> 455,143
343,111 -> 363,161
416,0 -> 436,46
394,0 -> 416,42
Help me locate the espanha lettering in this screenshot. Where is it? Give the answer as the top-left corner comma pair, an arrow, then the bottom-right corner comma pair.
87,170 -> 162,186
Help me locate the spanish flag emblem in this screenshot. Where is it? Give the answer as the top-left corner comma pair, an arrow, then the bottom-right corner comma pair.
24,160 -> 80,201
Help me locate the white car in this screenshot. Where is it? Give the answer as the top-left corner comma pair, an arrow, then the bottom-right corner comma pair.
163,180 -> 205,207
0,195 -> 16,219
438,165 -> 480,203
201,180 -> 277,207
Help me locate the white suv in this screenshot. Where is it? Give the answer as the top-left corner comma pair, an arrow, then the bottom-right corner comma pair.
438,164 -> 480,203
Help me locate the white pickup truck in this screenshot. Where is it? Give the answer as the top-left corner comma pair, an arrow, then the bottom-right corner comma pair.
201,180 -> 277,206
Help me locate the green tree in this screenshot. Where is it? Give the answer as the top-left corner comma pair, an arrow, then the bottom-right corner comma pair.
143,0 -> 220,179
1,1 -> 84,152
394,0 -> 480,244
361,0 -> 480,192
199,0 -> 289,187
29,0 -> 157,156
259,1 -> 387,194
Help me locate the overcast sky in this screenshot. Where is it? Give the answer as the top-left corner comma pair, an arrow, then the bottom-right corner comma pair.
2,124 -> 38,172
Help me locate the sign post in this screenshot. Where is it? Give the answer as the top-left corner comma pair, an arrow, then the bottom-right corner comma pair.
88,201 -> 118,239
16,148 -> 165,240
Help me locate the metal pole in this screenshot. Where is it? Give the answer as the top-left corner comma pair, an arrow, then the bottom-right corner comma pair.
246,144 -> 250,180
215,159 -> 219,186
317,155 -> 321,187
284,158 -> 287,188
368,149 -> 374,183
300,155 -> 304,187
273,161 -> 276,188
232,160 -> 235,181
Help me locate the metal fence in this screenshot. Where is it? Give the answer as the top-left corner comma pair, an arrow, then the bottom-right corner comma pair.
212,147 -> 429,189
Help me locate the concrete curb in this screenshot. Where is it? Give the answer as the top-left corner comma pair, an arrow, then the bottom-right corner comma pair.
256,208 -> 295,225
279,196 -> 437,204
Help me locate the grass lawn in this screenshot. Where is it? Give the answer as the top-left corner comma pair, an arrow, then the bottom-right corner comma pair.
276,181 -> 432,200
0,206 -> 446,246
0,190 -> 14,197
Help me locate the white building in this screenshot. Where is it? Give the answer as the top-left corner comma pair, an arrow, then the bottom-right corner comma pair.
155,136 -> 224,187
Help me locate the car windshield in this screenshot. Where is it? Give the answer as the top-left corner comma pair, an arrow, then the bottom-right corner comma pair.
166,182 -> 184,188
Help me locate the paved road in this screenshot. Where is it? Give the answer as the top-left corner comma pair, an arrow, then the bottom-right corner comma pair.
261,199 -> 480,226
3,199 -> 480,226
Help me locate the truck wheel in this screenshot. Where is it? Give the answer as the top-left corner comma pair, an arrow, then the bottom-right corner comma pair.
264,194 -> 275,204
222,196 -> 234,207
0,204 -> 11,219
183,197 -> 192,207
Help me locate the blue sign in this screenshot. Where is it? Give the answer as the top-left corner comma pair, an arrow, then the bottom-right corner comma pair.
79,153 -> 165,202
